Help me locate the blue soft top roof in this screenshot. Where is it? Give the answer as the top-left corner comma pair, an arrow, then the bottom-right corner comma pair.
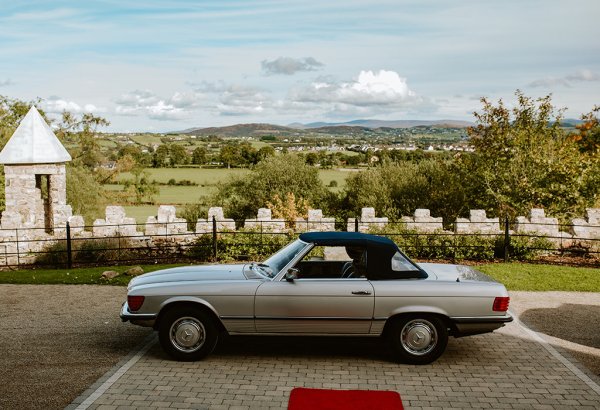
298,231 -> 397,249
298,231 -> 427,279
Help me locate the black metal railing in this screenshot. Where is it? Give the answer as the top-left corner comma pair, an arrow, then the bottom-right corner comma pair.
0,216 -> 597,269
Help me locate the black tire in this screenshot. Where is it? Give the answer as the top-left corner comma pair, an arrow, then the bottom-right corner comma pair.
158,306 -> 219,361
388,314 -> 448,365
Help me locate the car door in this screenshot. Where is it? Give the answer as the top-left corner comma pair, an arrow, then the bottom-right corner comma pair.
254,278 -> 374,334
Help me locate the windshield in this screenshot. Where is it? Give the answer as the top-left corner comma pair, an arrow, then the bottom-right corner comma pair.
261,239 -> 308,278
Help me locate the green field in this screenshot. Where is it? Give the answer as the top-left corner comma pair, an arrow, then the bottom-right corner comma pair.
106,167 -> 353,222
117,167 -> 250,185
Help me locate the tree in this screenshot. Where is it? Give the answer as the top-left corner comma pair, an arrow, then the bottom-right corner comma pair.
66,164 -> 108,223
340,159 -> 466,223
170,144 -> 189,166
305,152 -> 318,166
461,90 -> 600,219
219,143 -> 242,168
267,192 -> 310,228
123,166 -> 159,204
256,145 -> 275,162
192,146 -> 207,165
571,106 -> 600,154
211,154 -> 330,221
57,111 -> 110,169
153,144 -> 170,167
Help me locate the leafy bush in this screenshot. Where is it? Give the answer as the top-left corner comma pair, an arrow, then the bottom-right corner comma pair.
368,224 -> 553,261
503,234 -> 554,260
35,237 -> 138,267
186,230 -> 295,262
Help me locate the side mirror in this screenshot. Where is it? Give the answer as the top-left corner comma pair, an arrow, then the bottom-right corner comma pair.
285,268 -> 299,282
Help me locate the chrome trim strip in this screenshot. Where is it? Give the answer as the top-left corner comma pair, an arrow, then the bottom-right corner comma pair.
452,315 -> 513,323
255,316 -> 372,321
120,303 -> 157,322
228,332 -> 379,337
220,316 -> 254,320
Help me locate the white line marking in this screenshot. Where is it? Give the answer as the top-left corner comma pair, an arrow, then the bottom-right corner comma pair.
511,312 -> 600,396
75,335 -> 156,410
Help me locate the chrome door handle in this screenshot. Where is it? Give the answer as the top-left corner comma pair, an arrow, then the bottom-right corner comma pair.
351,291 -> 371,295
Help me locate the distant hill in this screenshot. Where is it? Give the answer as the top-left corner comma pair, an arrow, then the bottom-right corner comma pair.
292,119 -> 474,129
179,123 -> 294,137
177,118 -> 474,137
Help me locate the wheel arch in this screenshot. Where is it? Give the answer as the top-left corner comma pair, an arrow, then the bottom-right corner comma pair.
154,297 -> 226,333
381,309 -> 454,337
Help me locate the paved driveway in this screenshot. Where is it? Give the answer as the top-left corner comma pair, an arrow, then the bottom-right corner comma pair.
70,292 -> 600,410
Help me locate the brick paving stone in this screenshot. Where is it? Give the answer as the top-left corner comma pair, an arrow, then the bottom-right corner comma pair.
73,314 -> 600,410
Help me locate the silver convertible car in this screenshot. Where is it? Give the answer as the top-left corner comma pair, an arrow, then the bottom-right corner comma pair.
121,232 -> 512,364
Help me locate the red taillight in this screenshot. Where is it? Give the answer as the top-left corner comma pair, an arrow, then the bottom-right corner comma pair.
128,295 -> 145,311
493,296 -> 510,312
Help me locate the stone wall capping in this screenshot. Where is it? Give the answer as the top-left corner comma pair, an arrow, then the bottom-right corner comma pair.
1,201 -> 600,266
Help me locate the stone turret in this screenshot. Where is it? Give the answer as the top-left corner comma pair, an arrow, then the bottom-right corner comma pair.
0,106 -> 73,233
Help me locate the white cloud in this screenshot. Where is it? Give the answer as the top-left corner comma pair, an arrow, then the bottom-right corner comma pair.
189,81 -> 272,116
261,57 -> 324,75
529,69 -> 600,88
0,79 -> 14,87
566,69 -> 600,82
217,85 -> 270,116
42,96 -> 100,114
115,89 -> 160,107
292,70 -> 417,106
285,69 -> 434,118
146,101 -> 185,121
114,89 -> 205,121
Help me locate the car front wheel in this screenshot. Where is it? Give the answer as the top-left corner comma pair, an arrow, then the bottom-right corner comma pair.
158,307 -> 218,361
389,315 -> 448,364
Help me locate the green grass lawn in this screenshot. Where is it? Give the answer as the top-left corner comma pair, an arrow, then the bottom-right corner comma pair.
0,264 -> 186,286
1,262 -> 598,291
478,263 -> 600,292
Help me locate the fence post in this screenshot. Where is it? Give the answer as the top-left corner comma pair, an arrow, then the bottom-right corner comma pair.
355,217 -> 359,233
66,222 -> 72,269
15,228 -> 20,267
503,216 -> 510,263
212,215 -> 217,261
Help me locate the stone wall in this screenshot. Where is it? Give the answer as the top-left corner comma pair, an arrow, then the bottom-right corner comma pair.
0,204 -> 599,266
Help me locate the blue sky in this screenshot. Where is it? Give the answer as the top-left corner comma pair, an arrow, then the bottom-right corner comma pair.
1,0 -> 599,132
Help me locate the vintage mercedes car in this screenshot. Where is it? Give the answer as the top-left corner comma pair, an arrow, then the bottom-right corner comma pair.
121,232 -> 512,364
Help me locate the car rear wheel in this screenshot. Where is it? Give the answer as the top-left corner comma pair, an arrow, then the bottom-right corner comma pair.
389,314 -> 448,364
158,307 -> 218,361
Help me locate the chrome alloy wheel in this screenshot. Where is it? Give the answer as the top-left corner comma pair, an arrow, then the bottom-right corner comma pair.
400,318 -> 438,356
169,317 -> 206,353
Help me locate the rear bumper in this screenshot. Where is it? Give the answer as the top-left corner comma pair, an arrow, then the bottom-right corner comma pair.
451,314 -> 513,337
120,302 -> 157,327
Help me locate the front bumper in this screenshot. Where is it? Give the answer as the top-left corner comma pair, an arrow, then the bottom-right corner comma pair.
120,302 -> 157,327
451,314 -> 513,337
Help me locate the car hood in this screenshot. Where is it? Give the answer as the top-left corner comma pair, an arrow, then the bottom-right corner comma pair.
128,264 -> 248,288
417,263 -> 496,283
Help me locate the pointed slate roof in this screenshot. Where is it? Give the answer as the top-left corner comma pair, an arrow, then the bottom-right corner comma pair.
0,106 -> 72,164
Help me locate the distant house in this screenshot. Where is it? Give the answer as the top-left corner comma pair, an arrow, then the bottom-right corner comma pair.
101,161 -> 117,170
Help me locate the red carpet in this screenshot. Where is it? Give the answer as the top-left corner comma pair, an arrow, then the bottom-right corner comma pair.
288,387 -> 403,410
